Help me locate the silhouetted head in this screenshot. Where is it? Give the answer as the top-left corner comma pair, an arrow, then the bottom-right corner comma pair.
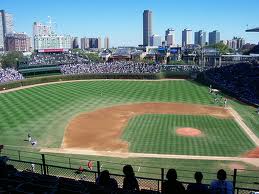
194,171 -> 203,183
99,170 -> 110,185
123,165 -> 135,177
166,169 -> 177,181
217,169 -> 227,181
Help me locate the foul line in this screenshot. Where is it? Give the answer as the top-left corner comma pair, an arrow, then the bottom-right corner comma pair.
228,107 -> 259,147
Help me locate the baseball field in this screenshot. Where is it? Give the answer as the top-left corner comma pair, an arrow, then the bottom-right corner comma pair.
1,79 -> 259,184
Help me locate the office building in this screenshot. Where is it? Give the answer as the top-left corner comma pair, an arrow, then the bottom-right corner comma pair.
104,37 -> 110,49
80,37 -> 101,49
165,28 -> 175,47
98,37 -> 101,49
143,10 -> 152,46
73,37 -> 79,49
236,37 -> 245,49
194,30 -> 206,46
0,10 -> 14,51
33,22 -> 51,37
182,28 -> 192,47
34,35 -> 73,50
150,34 -> 161,47
33,20 -> 73,50
5,32 -> 31,52
209,30 -> 220,45
227,37 -> 245,50
81,37 -> 90,50
87,38 -> 101,49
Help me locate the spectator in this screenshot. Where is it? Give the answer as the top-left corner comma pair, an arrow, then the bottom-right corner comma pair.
0,68 -> 24,83
204,63 -> 259,105
60,61 -> 161,75
122,164 -> 140,192
31,163 -> 35,172
77,165 -> 84,174
0,157 -> 8,178
96,170 -> 118,193
210,169 -> 234,194
25,52 -> 89,67
186,171 -> 209,194
162,168 -> 185,194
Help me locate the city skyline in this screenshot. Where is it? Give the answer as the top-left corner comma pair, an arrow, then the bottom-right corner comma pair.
1,0 -> 259,47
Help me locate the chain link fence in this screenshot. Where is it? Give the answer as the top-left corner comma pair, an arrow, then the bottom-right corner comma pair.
2,148 -> 259,193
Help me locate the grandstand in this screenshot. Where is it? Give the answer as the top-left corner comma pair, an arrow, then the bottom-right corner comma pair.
17,49 -> 89,76
0,51 -> 259,193
200,62 -> 259,106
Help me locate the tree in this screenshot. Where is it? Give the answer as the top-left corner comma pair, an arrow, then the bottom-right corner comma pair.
86,52 -> 102,62
71,48 -> 102,62
168,60 -> 186,65
0,51 -> 24,69
206,43 -> 233,55
141,58 -> 155,64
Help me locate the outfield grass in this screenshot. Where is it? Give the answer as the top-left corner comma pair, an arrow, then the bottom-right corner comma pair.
0,80 -> 214,148
1,80 -> 259,187
122,114 -> 254,156
229,100 -> 259,137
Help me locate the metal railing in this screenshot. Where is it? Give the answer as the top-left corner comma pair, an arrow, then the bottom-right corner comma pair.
2,148 -> 259,193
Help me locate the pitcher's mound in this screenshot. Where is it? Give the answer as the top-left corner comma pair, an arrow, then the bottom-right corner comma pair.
176,128 -> 203,137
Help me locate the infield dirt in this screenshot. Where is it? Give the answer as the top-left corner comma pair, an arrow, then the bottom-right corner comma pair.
62,102 -> 232,152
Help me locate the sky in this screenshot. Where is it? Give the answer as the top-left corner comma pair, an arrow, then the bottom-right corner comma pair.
1,0 -> 259,47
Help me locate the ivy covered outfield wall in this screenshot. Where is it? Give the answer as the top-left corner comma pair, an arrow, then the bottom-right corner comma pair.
0,74 -> 157,91
0,72 -> 194,91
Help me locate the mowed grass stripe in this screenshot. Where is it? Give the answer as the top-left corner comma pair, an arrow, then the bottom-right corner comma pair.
122,114 -> 254,156
0,80 -> 255,153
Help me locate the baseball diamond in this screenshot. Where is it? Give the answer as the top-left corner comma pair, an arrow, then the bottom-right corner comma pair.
0,80 -> 258,157
1,79 -> 259,191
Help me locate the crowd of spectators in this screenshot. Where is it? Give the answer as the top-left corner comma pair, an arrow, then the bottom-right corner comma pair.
24,52 -> 89,67
60,61 -> 161,75
162,65 -> 209,73
0,156 -> 235,194
0,68 -> 24,83
205,62 -> 259,105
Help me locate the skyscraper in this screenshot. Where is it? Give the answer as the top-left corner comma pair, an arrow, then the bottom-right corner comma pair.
104,37 -> 110,49
97,37 -> 102,49
143,10 -> 152,46
0,10 -> 14,51
182,29 -> 192,47
209,30 -> 220,45
227,37 -> 245,50
150,34 -> 161,46
165,28 -> 175,47
73,37 -> 79,49
236,37 -> 245,49
87,38 -> 101,49
194,30 -> 206,46
81,37 -> 90,50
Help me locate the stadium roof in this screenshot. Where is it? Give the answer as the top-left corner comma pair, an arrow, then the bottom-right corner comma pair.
246,27 -> 259,32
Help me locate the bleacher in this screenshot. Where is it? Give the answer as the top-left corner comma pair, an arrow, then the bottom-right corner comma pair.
17,52 -> 90,76
202,62 -> 259,106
